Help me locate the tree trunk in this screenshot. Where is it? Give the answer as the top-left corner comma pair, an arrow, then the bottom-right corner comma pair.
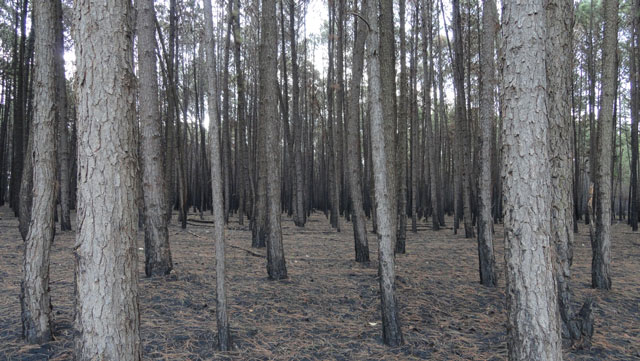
501,0 -> 562,359
593,0 -> 618,290
138,0 -> 172,277
545,0 -> 591,341
290,0 -> 305,228
630,0 -> 639,231
261,0 -> 288,280
367,0 -> 403,347
20,0 -> 57,343
477,0 -> 497,287
54,0 -> 71,231
10,0 -> 29,215
345,0 -> 370,263
203,0 -> 231,348
452,0 -> 473,239
395,0 -> 408,254
73,1 -> 141,359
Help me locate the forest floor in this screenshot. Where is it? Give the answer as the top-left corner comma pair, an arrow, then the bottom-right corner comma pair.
0,205 -> 639,360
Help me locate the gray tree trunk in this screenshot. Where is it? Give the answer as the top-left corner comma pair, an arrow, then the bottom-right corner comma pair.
395,0 -> 408,254
452,0 -> 473,239
137,0 -> 172,277
501,0 -> 562,359
477,0 -> 497,287
20,0 -> 57,343
367,0 -> 403,347
204,0 -> 231,348
593,0 -> 618,290
346,0 -> 370,263
73,1 -> 141,359
261,0 -> 287,280
290,0 -> 305,228
54,0 -> 71,231
545,0 -> 581,339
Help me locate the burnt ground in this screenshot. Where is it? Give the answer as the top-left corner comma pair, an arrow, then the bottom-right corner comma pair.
0,204 -> 639,360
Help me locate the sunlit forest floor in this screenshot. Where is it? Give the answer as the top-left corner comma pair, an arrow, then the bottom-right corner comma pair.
1,205 -> 638,360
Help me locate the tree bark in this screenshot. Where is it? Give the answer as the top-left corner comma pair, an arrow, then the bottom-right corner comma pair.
20,0 -> 57,343
395,0 -> 408,254
290,0 -> 305,228
204,0 -> 232,348
367,0 -> 403,347
138,0 -> 172,277
593,0 -> 618,290
54,0 -> 71,231
477,0 -> 497,287
452,0 -> 473,239
73,0 -> 141,359
345,0 -> 370,263
261,0 -> 287,280
631,0 -> 640,231
501,0 -> 562,359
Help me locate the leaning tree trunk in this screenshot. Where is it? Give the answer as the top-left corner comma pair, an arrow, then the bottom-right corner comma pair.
261,0 -> 287,280
20,0 -> 57,343
501,0 -> 562,359
593,0 -> 618,290
73,0 -> 141,359
204,0 -> 231,348
477,0 -> 497,287
137,0 -> 172,277
367,0 -> 403,347
345,0 -> 370,263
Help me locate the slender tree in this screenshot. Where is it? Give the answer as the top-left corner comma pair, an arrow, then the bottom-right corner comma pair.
593,0 -> 618,290
261,0 -> 288,280
204,0 -> 231,348
345,0 -> 370,263
54,0 -> 71,231
138,0 -> 173,277
20,0 -> 57,343
367,0 -> 403,347
477,0 -> 497,287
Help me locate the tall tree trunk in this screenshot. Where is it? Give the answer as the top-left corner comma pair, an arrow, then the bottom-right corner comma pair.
545,0 -> 590,341
423,0 -> 440,232
501,0 -> 561,359
379,0 -> 397,242
630,0 -> 639,231
54,0 -> 71,231
367,0 -> 403,347
73,0 -> 141,359
345,0 -> 370,263
20,0 -> 57,343
138,0 -> 172,277
233,0 -> 250,226
290,0 -> 305,227
204,0 -> 231,348
593,0 -> 618,290
395,0 -> 408,254
10,0 -> 29,215
477,0 -> 497,287
327,2 -> 340,231
452,0 -> 473,239
222,0 -> 233,224
261,0 -> 288,280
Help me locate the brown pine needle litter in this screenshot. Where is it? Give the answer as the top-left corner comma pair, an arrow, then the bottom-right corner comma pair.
1,205 -> 638,360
